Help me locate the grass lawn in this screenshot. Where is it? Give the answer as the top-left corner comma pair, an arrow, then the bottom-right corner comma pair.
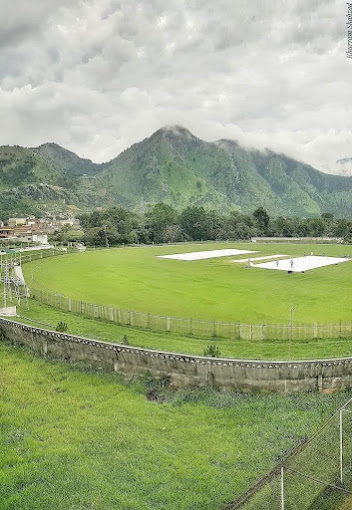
0,341 -> 350,510
23,242 -> 352,325
13,299 -> 352,361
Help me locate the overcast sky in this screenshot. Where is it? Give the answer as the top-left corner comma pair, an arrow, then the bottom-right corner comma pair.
1,0 -> 352,173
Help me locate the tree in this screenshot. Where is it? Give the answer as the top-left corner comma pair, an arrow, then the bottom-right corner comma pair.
205,210 -> 224,240
253,207 -> 270,235
83,223 -> 120,246
234,222 -> 252,239
147,203 -> 178,243
180,206 -> 208,240
272,217 -> 295,237
335,219 -> 351,239
307,218 -> 325,237
163,224 -> 184,243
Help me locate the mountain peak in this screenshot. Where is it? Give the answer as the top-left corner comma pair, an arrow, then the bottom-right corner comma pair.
155,125 -> 195,139
38,142 -> 62,149
34,142 -> 100,176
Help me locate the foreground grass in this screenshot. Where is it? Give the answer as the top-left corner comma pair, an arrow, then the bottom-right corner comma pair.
15,299 -> 352,361
0,342 -> 350,510
23,242 -> 352,324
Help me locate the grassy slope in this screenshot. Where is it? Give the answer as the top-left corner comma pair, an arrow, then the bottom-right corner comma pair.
0,342 -> 350,510
13,300 -> 352,360
23,243 -> 352,324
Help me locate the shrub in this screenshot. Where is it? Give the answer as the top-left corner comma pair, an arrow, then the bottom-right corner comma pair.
203,344 -> 221,357
56,321 -> 68,333
141,371 -> 171,402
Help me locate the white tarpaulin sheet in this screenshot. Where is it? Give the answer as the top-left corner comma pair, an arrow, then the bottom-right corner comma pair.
255,255 -> 350,273
157,249 -> 257,261
232,254 -> 287,263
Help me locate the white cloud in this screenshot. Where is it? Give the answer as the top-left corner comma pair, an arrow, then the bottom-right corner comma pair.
0,0 -> 351,173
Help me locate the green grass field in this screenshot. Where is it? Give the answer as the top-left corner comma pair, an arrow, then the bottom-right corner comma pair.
14,299 -> 352,361
0,342 -> 350,510
4,244 -> 352,510
23,242 -> 352,324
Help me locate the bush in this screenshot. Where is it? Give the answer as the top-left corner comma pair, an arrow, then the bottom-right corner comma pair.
141,371 -> 171,402
122,334 -> 129,345
56,321 -> 68,333
203,344 -> 221,357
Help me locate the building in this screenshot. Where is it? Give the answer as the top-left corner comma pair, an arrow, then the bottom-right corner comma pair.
7,217 -> 27,226
0,227 -> 14,239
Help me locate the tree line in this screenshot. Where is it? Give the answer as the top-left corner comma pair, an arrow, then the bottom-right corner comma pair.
73,204 -> 352,247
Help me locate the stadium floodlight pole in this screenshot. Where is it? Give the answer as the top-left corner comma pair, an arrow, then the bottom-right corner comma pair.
281,466 -> 285,510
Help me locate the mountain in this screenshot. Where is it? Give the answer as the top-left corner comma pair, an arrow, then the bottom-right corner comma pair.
336,157 -> 352,176
1,126 -> 352,218
0,145 -> 110,218
33,143 -> 102,176
99,125 -> 352,216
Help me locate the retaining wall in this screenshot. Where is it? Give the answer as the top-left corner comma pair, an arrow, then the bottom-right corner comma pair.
2,318 -> 352,393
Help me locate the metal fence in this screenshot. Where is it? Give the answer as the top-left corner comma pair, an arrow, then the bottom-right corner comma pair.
4,248 -> 67,265
25,286 -> 352,341
228,397 -> 352,509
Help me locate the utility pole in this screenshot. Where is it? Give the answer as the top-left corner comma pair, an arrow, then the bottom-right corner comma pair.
340,408 -> 343,484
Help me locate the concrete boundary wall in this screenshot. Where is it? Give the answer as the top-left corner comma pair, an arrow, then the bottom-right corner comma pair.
2,317 -> 352,393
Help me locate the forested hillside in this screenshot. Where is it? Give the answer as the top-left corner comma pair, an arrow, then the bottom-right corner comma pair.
1,126 -> 352,218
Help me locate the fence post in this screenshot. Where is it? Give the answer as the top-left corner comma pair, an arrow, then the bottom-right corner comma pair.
167,317 -> 171,332
340,408 -> 344,484
281,466 -> 285,510
238,323 -> 241,340
313,323 -> 317,339
262,324 -> 266,341
68,298 -> 71,312
212,320 -> 216,338
190,318 -> 193,335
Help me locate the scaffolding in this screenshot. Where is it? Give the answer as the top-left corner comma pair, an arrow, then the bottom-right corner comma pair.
0,253 -> 29,310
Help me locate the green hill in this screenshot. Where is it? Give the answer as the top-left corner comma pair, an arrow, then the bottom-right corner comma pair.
34,143 -> 102,177
0,145 -> 111,217
1,126 -> 352,218
100,125 -> 352,216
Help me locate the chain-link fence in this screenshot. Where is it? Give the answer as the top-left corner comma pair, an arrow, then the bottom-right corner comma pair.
229,398 -> 352,509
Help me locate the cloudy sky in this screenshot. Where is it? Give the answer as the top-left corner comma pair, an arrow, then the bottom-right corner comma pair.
1,0 -> 352,173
